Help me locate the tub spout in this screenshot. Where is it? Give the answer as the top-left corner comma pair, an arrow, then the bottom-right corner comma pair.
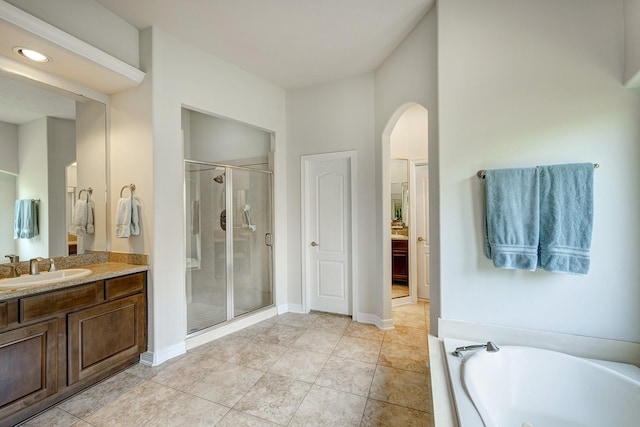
453,341 -> 500,357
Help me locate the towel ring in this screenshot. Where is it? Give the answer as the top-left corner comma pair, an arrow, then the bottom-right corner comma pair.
120,184 -> 136,198
78,187 -> 93,202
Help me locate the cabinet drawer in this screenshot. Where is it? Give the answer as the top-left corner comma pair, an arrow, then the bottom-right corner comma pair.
20,282 -> 102,323
0,301 -> 6,329
104,272 -> 145,300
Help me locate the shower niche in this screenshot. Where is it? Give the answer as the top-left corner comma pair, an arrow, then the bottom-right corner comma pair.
182,108 -> 273,334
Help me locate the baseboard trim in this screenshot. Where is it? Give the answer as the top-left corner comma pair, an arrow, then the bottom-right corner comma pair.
140,341 -> 186,367
357,312 -> 394,330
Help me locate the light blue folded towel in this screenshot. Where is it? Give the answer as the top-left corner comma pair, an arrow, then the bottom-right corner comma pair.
14,199 -> 39,239
538,163 -> 593,275
484,167 -> 539,271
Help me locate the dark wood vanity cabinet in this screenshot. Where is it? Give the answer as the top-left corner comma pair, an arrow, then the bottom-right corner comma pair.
392,239 -> 409,283
0,271 -> 147,427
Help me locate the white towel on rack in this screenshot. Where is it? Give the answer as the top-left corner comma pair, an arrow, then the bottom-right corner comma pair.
115,197 -> 132,238
69,200 -> 88,236
86,200 -> 95,234
130,197 -> 140,236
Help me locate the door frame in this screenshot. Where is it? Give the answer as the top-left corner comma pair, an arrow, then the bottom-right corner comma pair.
301,151 -> 358,320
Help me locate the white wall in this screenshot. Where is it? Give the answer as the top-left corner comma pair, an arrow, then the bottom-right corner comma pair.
110,26 -> 287,362
439,0 -> 640,342
16,118 -> 47,259
375,7 -> 439,324
47,117 -> 75,256
287,74 -> 376,315
185,109 -> 271,163
0,121 -> 18,175
624,0 -> 640,85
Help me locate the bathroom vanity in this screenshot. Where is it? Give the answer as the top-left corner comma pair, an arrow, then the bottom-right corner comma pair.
0,264 -> 147,427
392,237 -> 409,283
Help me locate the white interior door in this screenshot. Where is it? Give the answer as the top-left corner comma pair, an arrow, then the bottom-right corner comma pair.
304,155 -> 351,315
416,164 -> 430,299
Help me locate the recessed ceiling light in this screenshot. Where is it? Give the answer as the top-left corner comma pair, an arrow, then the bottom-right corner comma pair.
13,47 -> 50,63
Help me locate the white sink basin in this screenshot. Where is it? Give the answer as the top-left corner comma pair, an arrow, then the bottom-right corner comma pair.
0,268 -> 92,288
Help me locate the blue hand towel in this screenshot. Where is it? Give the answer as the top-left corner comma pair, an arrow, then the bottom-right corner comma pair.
538,163 -> 593,275
484,167 -> 539,271
14,199 -> 39,239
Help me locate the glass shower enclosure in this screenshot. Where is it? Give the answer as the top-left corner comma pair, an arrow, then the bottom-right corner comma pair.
185,160 -> 273,334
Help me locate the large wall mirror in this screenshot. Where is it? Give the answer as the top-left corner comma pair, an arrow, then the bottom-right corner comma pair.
0,74 -> 107,262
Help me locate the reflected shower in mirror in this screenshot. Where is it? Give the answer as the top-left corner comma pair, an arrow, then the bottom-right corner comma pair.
0,74 -> 107,261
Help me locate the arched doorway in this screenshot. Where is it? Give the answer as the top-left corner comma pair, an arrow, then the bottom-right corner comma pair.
381,103 -> 429,323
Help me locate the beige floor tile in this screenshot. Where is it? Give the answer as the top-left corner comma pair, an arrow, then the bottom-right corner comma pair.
190,362 -> 264,407
229,341 -> 288,370
254,323 -> 306,346
231,321 -> 275,338
289,384 -> 366,427
19,408 -> 88,427
344,321 -> 386,341
392,303 -> 427,316
392,311 -> 428,329
275,312 -> 319,328
57,371 -> 146,418
378,341 -> 430,373
144,393 -> 230,426
291,329 -> 342,354
151,352 -> 224,392
194,335 -> 251,360
361,399 -> 433,427
384,325 -> 428,348
332,335 -> 383,363
315,355 -> 376,396
369,365 -> 431,412
268,348 -> 329,383
84,380 -> 183,426
308,313 -> 351,334
216,409 -> 280,426
233,373 -> 312,425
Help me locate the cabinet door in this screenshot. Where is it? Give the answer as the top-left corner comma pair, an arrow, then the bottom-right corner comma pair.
68,294 -> 145,385
0,319 -> 57,419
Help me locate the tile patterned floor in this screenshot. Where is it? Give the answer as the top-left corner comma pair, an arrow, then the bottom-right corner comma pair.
20,302 -> 433,426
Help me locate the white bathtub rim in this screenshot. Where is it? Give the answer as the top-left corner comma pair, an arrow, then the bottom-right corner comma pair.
441,337 -> 640,427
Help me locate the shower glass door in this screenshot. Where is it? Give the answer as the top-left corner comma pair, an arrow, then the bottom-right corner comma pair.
185,161 -> 273,334
230,168 -> 273,316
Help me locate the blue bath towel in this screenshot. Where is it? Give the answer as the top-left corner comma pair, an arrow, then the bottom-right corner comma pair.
14,199 -> 39,239
484,167 -> 539,271
538,163 -> 593,275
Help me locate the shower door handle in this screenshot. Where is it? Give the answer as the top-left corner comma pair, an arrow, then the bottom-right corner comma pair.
265,233 -> 272,247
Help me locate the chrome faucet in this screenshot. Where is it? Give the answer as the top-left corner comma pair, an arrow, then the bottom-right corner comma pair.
30,257 -> 44,275
452,341 -> 500,357
4,254 -> 20,278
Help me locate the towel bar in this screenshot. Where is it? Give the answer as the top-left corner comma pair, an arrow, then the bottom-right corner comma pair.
78,187 -> 93,201
120,183 -> 136,197
477,163 -> 599,180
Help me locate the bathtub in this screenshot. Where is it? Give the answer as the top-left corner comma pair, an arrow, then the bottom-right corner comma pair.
443,339 -> 640,427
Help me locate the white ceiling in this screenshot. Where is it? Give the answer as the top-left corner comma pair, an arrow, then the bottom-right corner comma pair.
0,73 -> 74,124
94,0 -> 435,89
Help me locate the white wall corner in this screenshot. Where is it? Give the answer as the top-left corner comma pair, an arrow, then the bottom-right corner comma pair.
283,303 -> 304,314
140,341 -> 186,367
358,312 -> 394,330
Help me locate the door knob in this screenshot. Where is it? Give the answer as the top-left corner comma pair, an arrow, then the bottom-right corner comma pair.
417,236 -> 425,242
310,241 -> 319,247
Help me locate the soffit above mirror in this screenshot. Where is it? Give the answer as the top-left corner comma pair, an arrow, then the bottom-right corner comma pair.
0,0 -> 144,95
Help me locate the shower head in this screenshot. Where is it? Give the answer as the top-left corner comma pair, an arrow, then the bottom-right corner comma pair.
214,173 -> 225,184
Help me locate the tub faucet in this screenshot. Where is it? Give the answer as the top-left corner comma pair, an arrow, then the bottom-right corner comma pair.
30,257 -> 44,275
452,341 -> 500,357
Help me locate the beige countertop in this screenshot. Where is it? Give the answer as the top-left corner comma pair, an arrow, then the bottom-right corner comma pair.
0,262 -> 148,301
